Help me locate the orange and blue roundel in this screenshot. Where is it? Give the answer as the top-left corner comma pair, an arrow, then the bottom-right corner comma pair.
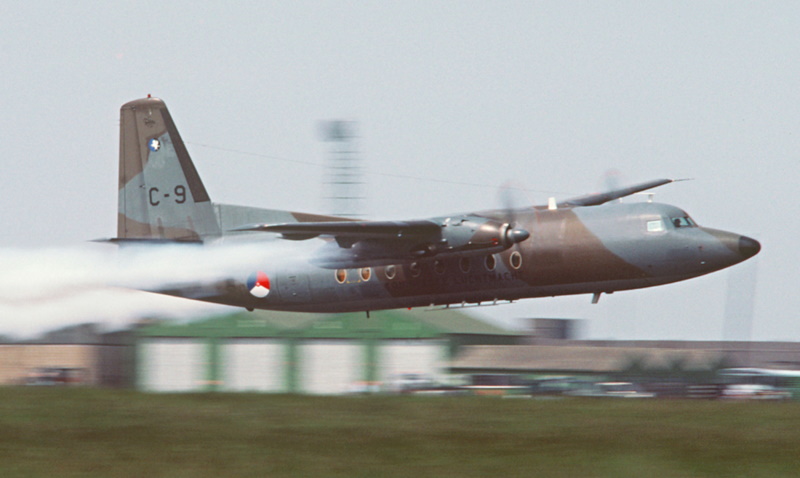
247,271 -> 271,298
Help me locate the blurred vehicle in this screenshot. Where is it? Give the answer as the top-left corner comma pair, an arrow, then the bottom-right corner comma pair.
718,368 -> 800,400
461,374 -> 530,396
529,377 -> 590,397
384,374 -> 466,395
386,373 -> 436,393
26,367 -> 86,386
567,381 -> 655,398
686,384 -> 723,399
720,384 -> 791,401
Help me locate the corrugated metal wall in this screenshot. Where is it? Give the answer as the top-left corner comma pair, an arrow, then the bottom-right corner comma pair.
221,339 -> 286,392
135,336 -> 450,394
138,339 -> 206,392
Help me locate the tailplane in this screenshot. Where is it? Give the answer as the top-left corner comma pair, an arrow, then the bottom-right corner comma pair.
117,97 -> 221,241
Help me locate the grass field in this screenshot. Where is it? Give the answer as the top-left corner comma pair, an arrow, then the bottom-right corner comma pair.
0,388 -> 799,477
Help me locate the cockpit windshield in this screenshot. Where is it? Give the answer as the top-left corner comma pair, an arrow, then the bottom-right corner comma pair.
671,216 -> 697,228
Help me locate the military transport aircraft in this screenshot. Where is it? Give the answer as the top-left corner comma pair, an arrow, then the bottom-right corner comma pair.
114,97 -> 760,314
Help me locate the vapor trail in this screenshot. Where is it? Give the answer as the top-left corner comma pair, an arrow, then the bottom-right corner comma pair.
0,240 -> 307,337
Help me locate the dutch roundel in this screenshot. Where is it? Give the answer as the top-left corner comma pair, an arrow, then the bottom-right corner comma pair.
247,271 -> 271,298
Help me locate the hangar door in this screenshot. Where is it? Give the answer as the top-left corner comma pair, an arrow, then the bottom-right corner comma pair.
221,339 -> 285,392
379,340 -> 446,384
299,340 -> 362,395
138,338 -> 206,392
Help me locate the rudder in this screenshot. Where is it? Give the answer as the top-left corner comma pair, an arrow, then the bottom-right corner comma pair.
117,97 -> 221,241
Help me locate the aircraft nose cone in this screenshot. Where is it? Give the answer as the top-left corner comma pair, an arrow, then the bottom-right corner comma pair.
700,228 -> 760,265
739,236 -> 761,259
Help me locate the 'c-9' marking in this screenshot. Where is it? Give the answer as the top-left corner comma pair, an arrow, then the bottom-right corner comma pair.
149,185 -> 187,206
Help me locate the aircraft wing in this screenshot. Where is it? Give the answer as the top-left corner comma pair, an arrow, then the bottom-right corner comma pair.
235,220 -> 440,241
234,216 -> 528,269
558,178 -> 676,207
235,219 -> 442,250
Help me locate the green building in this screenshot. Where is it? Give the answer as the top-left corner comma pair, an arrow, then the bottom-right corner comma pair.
136,309 -> 521,394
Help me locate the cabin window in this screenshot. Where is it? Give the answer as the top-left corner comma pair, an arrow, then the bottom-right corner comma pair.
360,268 -> 372,281
409,262 -> 421,277
647,219 -> 665,233
485,254 -> 496,271
459,257 -> 471,273
335,269 -> 347,284
509,251 -> 523,270
384,265 -> 397,280
671,216 -> 697,228
434,260 -> 446,274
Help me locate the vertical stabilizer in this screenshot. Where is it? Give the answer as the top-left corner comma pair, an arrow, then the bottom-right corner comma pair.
118,97 -> 220,241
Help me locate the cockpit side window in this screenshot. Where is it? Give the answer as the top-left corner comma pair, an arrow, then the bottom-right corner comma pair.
671,216 -> 697,228
647,219 -> 665,233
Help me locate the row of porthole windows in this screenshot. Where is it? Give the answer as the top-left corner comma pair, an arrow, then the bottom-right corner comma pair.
334,252 -> 522,284
335,267 -> 372,284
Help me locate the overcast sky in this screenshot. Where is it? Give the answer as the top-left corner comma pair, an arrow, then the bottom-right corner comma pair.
1,1 -> 797,340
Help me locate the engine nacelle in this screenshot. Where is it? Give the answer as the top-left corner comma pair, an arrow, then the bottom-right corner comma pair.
437,216 -> 529,255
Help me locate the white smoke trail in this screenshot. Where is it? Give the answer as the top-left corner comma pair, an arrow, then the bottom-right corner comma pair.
0,239 -> 312,338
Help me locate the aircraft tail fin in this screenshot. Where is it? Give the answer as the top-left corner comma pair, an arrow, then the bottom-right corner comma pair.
117,97 -> 221,241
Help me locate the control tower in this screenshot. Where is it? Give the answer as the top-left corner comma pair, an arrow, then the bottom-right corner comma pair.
320,120 -> 364,218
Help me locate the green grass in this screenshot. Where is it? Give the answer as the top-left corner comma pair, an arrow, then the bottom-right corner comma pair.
0,389 -> 799,477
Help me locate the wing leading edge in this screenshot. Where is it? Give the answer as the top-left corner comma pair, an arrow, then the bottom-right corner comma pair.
558,178 -> 677,207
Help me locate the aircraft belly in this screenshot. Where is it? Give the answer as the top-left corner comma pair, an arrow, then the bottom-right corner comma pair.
254,275 -> 683,313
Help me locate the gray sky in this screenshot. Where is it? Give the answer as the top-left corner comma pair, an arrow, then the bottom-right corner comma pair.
1,1 -> 797,340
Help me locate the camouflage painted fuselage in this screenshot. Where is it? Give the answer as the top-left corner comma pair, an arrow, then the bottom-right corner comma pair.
115,97 -> 760,314
208,202 -> 757,313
